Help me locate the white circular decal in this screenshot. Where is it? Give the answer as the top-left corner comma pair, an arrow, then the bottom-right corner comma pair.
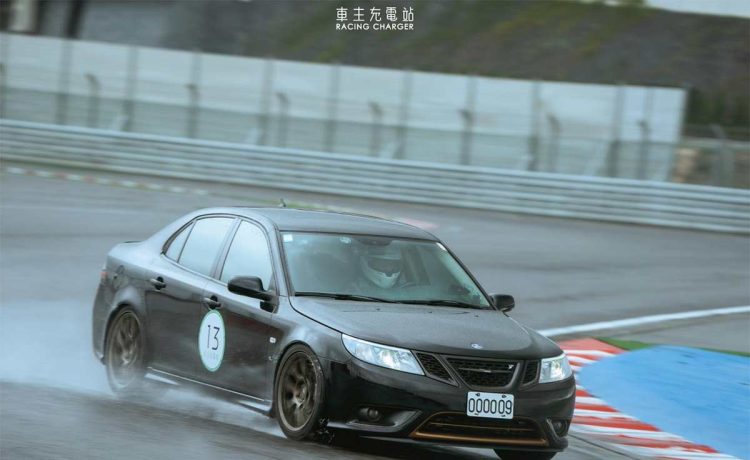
199,310 -> 225,372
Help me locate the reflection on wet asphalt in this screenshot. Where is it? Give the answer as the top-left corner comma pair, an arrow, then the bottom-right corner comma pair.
1,382 -> 618,460
0,382 -> 491,460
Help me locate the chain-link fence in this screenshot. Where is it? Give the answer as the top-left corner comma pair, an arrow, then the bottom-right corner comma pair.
1,33 -> 747,188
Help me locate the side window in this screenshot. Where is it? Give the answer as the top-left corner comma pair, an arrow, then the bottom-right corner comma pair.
220,221 -> 274,290
178,217 -> 234,276
165,223 -> 192,261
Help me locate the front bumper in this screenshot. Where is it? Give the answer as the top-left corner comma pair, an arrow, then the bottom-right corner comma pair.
321,356 -> 575,451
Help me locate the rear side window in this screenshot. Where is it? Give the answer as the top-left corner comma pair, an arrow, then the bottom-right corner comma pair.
178,217 -> 234,276
220,221 -> 274,289
165,223 -> 192,261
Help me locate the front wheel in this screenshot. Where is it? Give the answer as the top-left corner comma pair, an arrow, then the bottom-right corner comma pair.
105,308 -> 146,396
495,451 -> 556,460
274,344 -> 326,440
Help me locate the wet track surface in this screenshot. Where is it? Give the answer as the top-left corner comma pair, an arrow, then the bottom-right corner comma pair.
1,382 -> 623,460
1,167 -> 748,459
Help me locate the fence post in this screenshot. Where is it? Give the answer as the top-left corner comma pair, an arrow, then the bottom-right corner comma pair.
257,58 -> 274,145
323,62 -> 340,152
637,120 -> 651,180
636,88 -> 654,180
667,82 -> 693,183
395,69 -> 412,160
369,101 -> 383,156
84,73 -> 100,128
459,75 -> 477,166
605,83 -> 625,177
0,34 -> 9,119
275,92 -> 290,147
186,50 -> 202,139
55,39 -> 73,125
546,114 -> 561,172
0,63 -> 4,120
121,46 -> 139,132
527,79 -> 542,171
710,124 -> 732,187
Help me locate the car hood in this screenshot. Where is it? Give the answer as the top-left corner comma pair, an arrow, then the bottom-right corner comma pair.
290,297 -> 560,359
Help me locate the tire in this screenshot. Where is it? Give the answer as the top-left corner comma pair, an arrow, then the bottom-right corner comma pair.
274,344 -> 326,440
494,451 -> 556,460
105,308 -> 146,396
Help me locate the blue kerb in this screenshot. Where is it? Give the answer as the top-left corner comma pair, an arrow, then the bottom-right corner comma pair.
578,345 -> 750,459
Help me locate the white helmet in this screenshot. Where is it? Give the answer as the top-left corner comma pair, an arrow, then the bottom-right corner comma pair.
360,243 -> 402,289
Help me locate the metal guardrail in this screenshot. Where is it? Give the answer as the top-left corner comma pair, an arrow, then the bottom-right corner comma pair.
1,119 -> 749,233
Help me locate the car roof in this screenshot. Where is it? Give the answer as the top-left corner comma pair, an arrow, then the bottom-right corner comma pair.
202,207 -> 437,240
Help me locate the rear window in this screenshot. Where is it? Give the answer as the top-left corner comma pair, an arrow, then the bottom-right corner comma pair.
177,217 -> 234,276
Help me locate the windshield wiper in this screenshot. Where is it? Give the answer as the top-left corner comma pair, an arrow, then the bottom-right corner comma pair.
294,291 -> 396,303
399,299 -> 485,310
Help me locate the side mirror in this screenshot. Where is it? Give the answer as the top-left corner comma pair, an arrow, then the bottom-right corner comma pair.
491,294 -> 515,312
228,276 -> 276,308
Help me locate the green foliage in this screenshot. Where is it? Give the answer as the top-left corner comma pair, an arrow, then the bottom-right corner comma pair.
687,90 -> 750,129
597,337 -> 653,351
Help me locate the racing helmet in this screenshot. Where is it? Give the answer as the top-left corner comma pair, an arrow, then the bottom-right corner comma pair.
359,243 -> 402,289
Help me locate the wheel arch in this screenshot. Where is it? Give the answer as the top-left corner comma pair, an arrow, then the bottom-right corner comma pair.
102,290 -> 148,364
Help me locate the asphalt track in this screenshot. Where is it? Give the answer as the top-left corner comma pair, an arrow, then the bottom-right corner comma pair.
1,165 -> 748,460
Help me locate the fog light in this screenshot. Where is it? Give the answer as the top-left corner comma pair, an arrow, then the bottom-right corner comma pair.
358,407 -> 382,422
551,419 -> 568,436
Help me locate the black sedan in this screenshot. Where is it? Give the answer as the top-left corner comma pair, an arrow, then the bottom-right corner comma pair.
92,208 -> 575,459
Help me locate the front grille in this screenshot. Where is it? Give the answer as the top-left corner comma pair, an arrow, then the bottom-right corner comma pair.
411,412 -> 547,446
522,360 -> 539,384
416,353 -> 454,383
446,357 -> 518,388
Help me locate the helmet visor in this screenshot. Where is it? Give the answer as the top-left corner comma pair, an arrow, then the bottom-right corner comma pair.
367,257 -> 402,276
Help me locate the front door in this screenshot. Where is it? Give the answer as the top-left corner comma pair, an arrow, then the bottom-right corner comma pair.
196,220 -> 274,400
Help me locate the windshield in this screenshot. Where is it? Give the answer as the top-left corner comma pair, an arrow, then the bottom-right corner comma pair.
282,232 -> 491,309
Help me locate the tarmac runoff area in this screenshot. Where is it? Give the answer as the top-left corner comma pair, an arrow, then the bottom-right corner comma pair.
564,313 -> 750,460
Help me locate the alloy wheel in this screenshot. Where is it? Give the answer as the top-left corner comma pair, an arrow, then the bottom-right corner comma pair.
106,310 -> 143,391
279,352 -> 318,430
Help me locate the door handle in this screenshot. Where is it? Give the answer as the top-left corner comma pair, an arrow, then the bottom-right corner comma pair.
203,296 -> 222,310
149,277 -> 166,290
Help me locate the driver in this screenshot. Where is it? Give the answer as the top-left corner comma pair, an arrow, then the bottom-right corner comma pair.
349,242 -> 404,296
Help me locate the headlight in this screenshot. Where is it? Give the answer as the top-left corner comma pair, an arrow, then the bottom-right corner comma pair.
342,334 -> 424,375
539,353 -> 573,383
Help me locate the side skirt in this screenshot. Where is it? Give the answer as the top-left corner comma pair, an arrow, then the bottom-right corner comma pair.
145,367 -> 274,416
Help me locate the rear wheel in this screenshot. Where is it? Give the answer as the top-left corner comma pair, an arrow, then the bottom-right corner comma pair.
274,344 -> 326,440
494,451 -> 556,460
105,309 -> 145,396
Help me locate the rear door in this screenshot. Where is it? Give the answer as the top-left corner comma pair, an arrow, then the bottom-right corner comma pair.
145,216 -> 236,378
198,220 -> 275,399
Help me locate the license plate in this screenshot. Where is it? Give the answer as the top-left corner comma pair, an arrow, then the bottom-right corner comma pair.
466,392 -> 514,419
